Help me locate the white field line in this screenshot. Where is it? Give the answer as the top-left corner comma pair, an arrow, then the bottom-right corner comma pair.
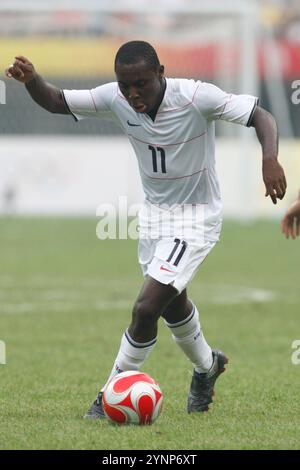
0,281 -> 279,315
0,275 -> 133,289
195,285 -> 278,305
0,275 -> 281,297
0,300 -> 132,314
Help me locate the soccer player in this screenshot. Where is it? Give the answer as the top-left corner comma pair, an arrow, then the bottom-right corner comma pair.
6,41 -> 287,417
281,190 -> 300,239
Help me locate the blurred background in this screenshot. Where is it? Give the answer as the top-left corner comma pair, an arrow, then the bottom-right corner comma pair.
0,0 -> 299,216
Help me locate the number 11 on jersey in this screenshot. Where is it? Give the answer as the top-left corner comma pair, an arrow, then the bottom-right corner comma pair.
148,145 -> 166,173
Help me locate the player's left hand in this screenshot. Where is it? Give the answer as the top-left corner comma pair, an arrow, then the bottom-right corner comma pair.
262,159 -> 287,205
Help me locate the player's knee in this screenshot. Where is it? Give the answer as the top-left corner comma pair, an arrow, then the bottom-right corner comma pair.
132,300 -> 158,328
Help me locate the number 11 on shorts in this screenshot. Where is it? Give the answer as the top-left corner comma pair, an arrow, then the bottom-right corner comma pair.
167,239 -> 187,266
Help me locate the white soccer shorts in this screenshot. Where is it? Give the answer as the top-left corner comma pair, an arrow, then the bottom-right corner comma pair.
138,236 -> 217,294
138,200 -> 221,293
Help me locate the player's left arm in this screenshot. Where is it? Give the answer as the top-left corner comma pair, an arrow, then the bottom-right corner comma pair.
250,106 -> 287,205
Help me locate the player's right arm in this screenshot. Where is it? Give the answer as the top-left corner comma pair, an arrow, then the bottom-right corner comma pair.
5,56 -> 69,115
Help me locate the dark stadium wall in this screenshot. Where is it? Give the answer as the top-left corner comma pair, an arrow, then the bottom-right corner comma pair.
2,77 -> 300,137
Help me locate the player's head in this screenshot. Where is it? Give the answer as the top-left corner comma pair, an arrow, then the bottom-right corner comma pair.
115,40 -> 165,114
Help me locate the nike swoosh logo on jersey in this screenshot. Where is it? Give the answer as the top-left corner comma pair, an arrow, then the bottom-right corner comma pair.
127,120 -> 141,127
160,265 -> 175,273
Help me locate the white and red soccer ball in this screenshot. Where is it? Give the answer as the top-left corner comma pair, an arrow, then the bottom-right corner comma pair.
102,371 -> 163,425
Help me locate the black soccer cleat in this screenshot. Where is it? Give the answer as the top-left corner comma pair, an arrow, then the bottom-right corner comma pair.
84,391 -> 106,420
187,349 -> 229,413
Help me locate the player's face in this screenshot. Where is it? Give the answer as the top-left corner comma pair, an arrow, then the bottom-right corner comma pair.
116,61 -> 164,114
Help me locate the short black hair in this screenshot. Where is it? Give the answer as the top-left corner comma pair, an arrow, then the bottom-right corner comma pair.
115,41 -> 160,71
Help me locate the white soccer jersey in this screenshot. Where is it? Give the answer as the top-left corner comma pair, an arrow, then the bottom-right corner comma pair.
63,79 -> 257,229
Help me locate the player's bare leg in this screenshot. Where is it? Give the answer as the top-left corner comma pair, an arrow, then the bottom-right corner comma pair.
103,277 -> 178,385
128,277 -> 178,342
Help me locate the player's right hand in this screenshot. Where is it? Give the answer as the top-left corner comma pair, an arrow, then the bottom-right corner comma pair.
5,56 -> 36,83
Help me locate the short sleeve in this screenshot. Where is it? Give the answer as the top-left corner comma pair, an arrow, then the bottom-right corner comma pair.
62,82 -> 118,122
194,82 -> 258,127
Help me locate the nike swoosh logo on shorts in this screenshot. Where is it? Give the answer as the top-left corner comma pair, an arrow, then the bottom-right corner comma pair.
160,265 -> 175,273
127,120 -> 141,127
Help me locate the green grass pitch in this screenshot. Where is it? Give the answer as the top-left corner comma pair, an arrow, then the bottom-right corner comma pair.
0,217 -> 299,450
